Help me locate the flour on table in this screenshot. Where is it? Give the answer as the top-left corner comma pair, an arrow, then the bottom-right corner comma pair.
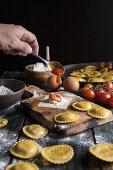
33,90 -> 44,97
63,92 -> 75,97
0,86 -> 14,95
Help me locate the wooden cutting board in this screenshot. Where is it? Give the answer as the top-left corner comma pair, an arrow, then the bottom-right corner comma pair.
21,85 -> 113,136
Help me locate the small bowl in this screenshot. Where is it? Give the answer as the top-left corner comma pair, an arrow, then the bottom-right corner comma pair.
0,79 -> 25,108
25,64 -> 53,86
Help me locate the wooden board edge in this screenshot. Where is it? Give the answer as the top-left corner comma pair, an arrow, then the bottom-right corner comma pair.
21,103 -> 113,136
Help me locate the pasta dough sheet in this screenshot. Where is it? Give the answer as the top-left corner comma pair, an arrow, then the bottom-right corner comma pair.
37,95 -> 73,109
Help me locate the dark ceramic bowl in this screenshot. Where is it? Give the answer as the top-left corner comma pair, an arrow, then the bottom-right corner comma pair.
62,62 -> 109,86
0,79 -> 25,108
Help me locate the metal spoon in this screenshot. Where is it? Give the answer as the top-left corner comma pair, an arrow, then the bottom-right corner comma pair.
31,51 -> 65,73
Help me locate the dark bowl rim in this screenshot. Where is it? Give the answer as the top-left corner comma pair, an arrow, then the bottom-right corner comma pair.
0,79 -> 26,97
62,62 -> 113,85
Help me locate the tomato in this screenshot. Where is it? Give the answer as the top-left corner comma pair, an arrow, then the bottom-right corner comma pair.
52,68 -> 64,84
81,86 -> 87,96
56,76 -> 62,84
108,96 -> 113,108
52,68 -> 64,76
98,62 -> 105,70
49,93 -> 61,102
99,92 -> 111,104
94,84 -> 104,98
102,81 -> 113,92
103,81 -> 113,89
109,89 -> 113,95
81,84 -> 93,97
85,84 -> 93,88
84,89 -> 95,100
95,88 -> 104,99
94,84 -> 102,92
106,62 -> 113,71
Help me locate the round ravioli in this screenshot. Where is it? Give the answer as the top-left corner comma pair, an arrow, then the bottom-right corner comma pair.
70,72 -> 86,77
84,65 -> 97,70
87,107 -> 112,119
72,101 -> 95,111
0,119 -> 8,128
87,71 -> 101,78
54,112 -> 79,123
80,68 -> 91,74
102,75 -> 113,81
6,162 -> 39,170
100,67 -> 108,74
101,71 -> 113,77
104,70 -> 113,75
73,77 -> 86,82
108,70 -> 113,74
89,143 -> 113,162
41,144 -> 74,164
88,77 -> 105,82
23,124 -> 48,139
10,140 -> 39,158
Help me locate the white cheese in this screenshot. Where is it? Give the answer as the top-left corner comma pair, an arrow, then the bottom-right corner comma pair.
33,62 -> 49,72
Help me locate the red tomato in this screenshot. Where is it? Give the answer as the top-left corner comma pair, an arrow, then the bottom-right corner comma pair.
84,89 -> 95,100
94,84 -> 103,92
52,68 -> 64,85
56,76 -> 62,84
106,62 -> 113,71
49,93 -> 61,102
109,89 -> 113,95
81,84 -> 93,97
102,81 -> 113,93
81,86 -> 87,96
85,84 -> 93,88
103,81 -> 113,89
94,84 -> 103,89
108,96 -> 113,108
98,62 -> 105,70
95,88 -> 104,99
52,68 -> 64,76
94,85 -> 104,98
99,92 -> 111,104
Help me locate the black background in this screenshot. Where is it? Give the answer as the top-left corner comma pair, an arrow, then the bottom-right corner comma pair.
0,0 -> 113,74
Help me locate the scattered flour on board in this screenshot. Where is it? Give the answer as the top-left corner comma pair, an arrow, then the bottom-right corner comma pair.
0,86 -> 14,95
33,90 -> 44,97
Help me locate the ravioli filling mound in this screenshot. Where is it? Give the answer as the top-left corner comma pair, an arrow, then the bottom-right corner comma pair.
54,112 -> 79,123
41,144 -> 74,164
72,101 -> 95,111
10,140 -> 39,158
89,143 -> 113,162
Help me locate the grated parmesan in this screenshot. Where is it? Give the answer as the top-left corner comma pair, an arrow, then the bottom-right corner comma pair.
33,62 -> 49,72
0,86 -> 14,95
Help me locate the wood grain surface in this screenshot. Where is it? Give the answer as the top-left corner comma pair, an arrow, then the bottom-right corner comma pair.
1,71 -> 113,170
22,85 -> 113,136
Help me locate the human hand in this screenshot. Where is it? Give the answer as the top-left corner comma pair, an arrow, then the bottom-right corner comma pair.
0,24 -> 39,56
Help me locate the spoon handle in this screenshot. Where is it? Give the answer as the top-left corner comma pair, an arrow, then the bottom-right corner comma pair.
31,51 -> 49,65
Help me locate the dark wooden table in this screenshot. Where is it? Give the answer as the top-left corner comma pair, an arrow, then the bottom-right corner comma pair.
0,71 -> 113,170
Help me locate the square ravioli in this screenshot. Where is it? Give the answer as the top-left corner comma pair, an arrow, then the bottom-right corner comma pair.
37,95 -> 72,109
